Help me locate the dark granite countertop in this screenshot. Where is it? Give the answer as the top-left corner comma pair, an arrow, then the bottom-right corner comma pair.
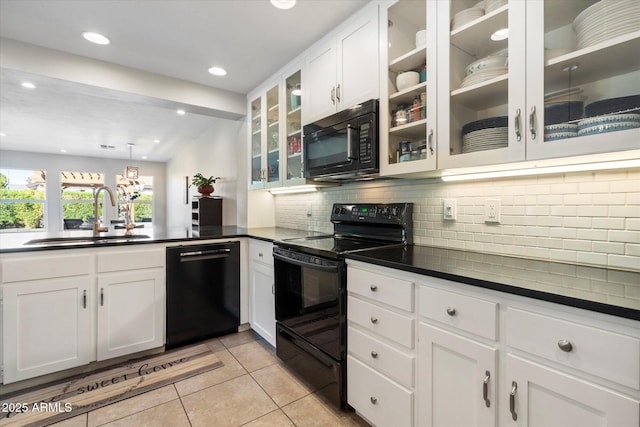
346,245 -> 640,321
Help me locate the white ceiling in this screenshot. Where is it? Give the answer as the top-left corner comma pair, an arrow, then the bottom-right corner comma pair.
0,0 -> 370,162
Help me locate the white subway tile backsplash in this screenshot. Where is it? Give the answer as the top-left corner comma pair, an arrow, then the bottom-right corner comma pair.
273,169 -> 640,275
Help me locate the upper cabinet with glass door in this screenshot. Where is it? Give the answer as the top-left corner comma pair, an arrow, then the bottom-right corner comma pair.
283,69 -> 305,185
437,0 -> 524,170
380,0 -> 438,178
525,0 -> 640,161
248,84 -> 282,190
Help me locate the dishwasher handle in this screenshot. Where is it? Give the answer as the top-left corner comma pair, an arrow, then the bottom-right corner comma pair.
179,248 -> 231,262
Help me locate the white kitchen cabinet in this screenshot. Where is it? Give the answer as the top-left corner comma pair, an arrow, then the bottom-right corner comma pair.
506,354 -> 639,427
96,269 -> 164,361
418,324 -> 497,427
248,239 -> 275,346
304,3 -> 379,124
347,264 -> 416,427
249,84 -> 282,190
1,277 -> 93,384
380,0 -> 438,178
437,0 -> 640,170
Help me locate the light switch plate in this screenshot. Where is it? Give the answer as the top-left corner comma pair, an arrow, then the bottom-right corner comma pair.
443,199 -> 456,220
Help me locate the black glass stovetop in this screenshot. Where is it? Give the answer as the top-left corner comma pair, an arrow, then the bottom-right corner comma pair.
280,235 -> 405,259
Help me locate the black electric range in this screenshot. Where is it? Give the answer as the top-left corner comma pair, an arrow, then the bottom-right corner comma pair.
272,203 -> 413,409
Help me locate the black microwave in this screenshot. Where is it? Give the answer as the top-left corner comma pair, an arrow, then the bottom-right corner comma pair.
303,99 -> 378,181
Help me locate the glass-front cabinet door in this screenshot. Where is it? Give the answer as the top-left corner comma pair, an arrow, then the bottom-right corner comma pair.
380,0 -> 437,178
265,85 -> 281,187
525,0 -> 640,161
438,0 -> 525,170
249,96 -> 263,189
283,69 -> 304,185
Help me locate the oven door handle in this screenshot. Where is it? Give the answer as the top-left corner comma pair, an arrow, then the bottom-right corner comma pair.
273,252 -> 340,273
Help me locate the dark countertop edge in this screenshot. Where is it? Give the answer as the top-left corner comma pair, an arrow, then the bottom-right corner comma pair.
346,252 -> 640,322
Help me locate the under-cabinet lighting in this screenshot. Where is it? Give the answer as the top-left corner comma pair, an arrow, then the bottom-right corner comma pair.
440,159 -> 640,182
269,185 -> 318,195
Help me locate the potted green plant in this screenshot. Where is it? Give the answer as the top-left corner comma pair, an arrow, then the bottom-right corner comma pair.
191,173 -> 220,197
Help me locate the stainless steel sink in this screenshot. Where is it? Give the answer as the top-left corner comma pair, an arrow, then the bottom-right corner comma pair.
25,235 -> 151,245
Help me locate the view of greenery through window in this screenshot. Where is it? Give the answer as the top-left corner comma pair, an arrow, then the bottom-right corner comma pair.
116,175 -> 153,223
0,169 -> 46,231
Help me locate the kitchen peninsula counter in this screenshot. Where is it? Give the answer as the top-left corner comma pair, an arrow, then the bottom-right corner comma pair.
346,244 -> 640,321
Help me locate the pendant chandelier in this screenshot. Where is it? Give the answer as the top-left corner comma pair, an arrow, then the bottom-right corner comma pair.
125,143 -> 138,180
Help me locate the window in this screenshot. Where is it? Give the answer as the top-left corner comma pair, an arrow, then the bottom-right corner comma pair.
0,169 -> 46,232
61,171 -> 104,230
116,175 -> 153,223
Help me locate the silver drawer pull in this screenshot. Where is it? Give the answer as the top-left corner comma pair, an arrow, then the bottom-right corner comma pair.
483,370 -> 491,408
371,351 -> 378,359
370,316 -> 378,324
510,381 -> 518,421
370,284 -> 378,291
558,339 -> 573,352
370,396 -> 377,405
446,307 -> 456,316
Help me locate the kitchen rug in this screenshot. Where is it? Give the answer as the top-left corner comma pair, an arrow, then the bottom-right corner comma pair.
0,343 -> 223,427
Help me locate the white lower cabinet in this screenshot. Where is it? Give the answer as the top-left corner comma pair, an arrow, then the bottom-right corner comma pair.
248,239 -> 275,346
96,269 -> 164,361
1,277 -> 93,384
346,260 -> 640,427
506,354 -> 639,427
418,323 -> 497,427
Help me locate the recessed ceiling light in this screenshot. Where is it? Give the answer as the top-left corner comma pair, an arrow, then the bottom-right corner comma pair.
60,149 -> 67,153
0,133 -> 6,137
142,156 -> 148,160
176,109 -> 186,115
21,82 -> 36,89
153,139 -> 160,143
82,31 -> 111,45
208,66 -> 227,76
271,0 -> 296,9
490,28 -> 509,41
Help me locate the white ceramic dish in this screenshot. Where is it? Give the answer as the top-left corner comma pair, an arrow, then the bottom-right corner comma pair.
578,113 -> 640,128
396,71 -> 420,91
452,7 -> 484,30
466,55 -> 508,75
545,123 -> 578,132
545,133 -> 577,141
485,0 -> 507,13
415,30 -> 426,47
459,67 -> 507,88
577,121 -> 640,136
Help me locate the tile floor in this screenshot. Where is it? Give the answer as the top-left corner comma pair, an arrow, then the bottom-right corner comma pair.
48,330 -> 370,427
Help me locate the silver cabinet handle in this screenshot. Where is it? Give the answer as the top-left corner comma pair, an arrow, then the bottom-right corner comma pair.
483,370 -> 491,408
446,307 -> 456,316
83,290 -> 87,309
509,381 -> 518,421
428,129 -> 434,155
371,350 -> 378,359
558,339 -> 573,352
336,84 -> 341,102
370,396 -> 377,405
272,284 -> 275,295
258,252 -> 263,257
529,105 -> 537,140
370,316 -> 378,324
331,87 -> 336,104
514,108 -> 522,142
100,288 -> 104,306
370,284 -> 378,291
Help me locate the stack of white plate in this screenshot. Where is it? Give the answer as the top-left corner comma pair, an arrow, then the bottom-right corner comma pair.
485,0 -> 508,13
462,127 -> 508,153
544,123 -> 578,141
577,113 -> 640,136
460,67 -> 507,88
451,7 -> 484,30
574,0 -> 640,49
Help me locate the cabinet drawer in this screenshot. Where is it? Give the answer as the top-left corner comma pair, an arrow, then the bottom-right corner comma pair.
1,254 -> 91,282
97,248 -> 164,272
347,356 -> 413,427
348,266 -> 414,312
348,326 -> 415,388
348,296 -> 414,348
249,240 -> 273,266
506,308 -> 640,390
419,285 -> 498,340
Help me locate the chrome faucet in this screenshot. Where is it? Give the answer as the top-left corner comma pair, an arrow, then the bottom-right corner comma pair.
93,186 -> 116,237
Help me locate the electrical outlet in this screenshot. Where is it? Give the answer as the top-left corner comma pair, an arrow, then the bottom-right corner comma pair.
484,199 -> 501,223
443,199 -> 456,220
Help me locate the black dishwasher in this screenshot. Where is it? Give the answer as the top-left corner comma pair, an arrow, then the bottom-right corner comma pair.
166,241 -> 240,349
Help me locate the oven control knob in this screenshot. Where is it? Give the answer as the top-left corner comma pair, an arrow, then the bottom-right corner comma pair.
341,207 -> 347,214
391,207 -> 400,217
334,207 -> 341,215
381,207 -> 390,217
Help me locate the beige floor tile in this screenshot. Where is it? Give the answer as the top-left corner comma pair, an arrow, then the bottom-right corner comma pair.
219,330 -> 259,349
98,399 -> 190,427
241,409 -> 295,427
174,349 -> 247,397
87,384 -> 177,427
48,414 -> 87,427
203,337 -> 226,353
228,341 -> 278,373
182,374 -> 277,427
251,364 -> 312,407
282,393 -> 361,427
